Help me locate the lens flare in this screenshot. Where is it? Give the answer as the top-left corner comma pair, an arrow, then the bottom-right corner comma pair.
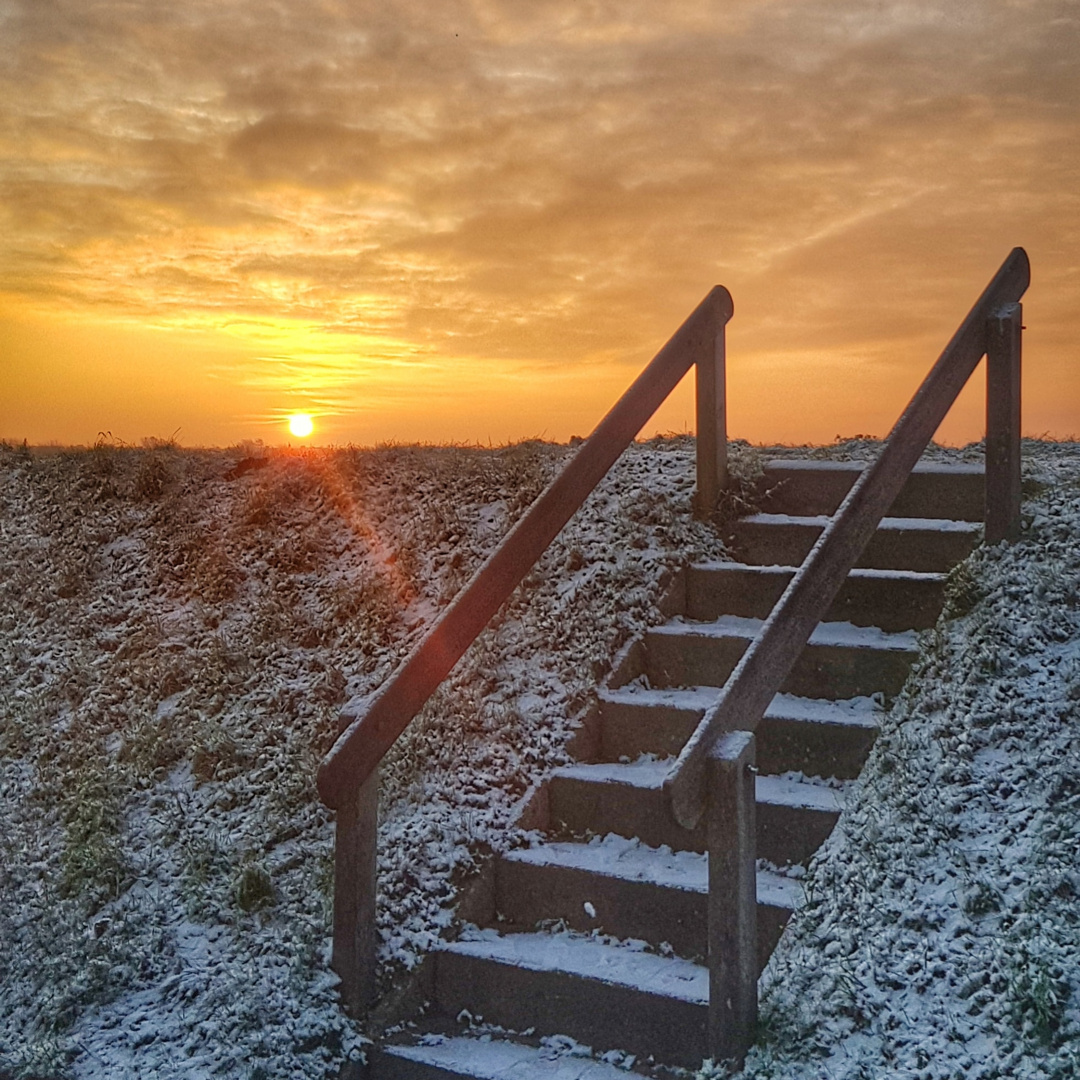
288,413 -> 314,438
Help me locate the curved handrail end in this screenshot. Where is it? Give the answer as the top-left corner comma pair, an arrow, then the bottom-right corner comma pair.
1007,246 -> 1031,294
662,762 -> 706,832
705,284 -> 735,326
318,708 -> 372,810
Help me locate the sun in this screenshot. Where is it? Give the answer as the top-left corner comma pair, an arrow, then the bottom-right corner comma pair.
288,413 -> 314,438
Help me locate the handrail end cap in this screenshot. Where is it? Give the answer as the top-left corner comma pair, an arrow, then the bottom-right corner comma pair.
707,285 -> 735,324
316,759 -> 342,810
662,769 -> 705,832
1009,246 -> 1031,292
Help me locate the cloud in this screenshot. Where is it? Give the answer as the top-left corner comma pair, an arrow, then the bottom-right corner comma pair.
1,0 -> 1078,438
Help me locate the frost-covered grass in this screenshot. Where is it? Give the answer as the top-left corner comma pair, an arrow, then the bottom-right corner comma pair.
4,436 -> 1079,1080
733,440 -> 1080,1080
0,435 -> 726,1079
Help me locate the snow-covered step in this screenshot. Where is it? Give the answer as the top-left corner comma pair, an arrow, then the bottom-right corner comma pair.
730,513 -> 981,573
684,562 -> 947,631
496,837 -> 800,965
433,931 -> 708,1068
547,758 -> 844,864
598,685 -> 880,777
374,1034 -> 642,1080
641,615 -> 918,698
754,459 -> 985,520
754,773 -> 845,866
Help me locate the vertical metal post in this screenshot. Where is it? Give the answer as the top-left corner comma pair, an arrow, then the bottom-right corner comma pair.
332,766 -> 379,1013
707,730 -> 757,1065
695,311 -> 728,518
985,302 -> 1022,544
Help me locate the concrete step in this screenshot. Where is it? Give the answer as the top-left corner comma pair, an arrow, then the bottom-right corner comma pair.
373,1034 -> 641,1080
685,562 -> 946,631
640,615 -> 918,699
728,513 -> 980,573
756,459 -> 985,520
547,758 -> 843,864
495,838 -> 799,966
597,686 -> 880,777
433,931 -> 708,1068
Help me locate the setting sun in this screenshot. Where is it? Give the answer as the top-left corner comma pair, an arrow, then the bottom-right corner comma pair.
1,0 -> 1078,450
288,413 -> 314,438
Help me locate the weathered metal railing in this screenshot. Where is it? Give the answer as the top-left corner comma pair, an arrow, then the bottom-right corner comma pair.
666,247 -> 1029,1063
316,285 -> 735,1010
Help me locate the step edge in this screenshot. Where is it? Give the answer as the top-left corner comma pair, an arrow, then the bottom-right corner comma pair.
740,513 -> 981,532
688,561 -> 947,582
599,686 -> 882,729
438,933 -> 709,1005
761,458 -> 984,476
501,844 -> 802,913
379,1035 -> 637,1080
648,616 -> 920,651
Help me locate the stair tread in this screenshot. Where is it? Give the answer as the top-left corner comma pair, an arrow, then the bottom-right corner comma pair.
553,759 -> 846,812
599,686 -> 882,729
439,931 -> 708,1004
689,561 -> 947,583
742,512 -> 981,532
754,772 -> 845,812
380,1034 -> 638,1079
502,838 -> 801,909
650,614 -> 918,650
762,458 -> 984,475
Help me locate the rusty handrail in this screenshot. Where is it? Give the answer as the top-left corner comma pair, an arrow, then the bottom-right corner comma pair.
664,248 -> 1029,831
317,285 -> 733,813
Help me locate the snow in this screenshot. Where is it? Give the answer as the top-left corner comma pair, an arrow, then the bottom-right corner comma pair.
382,1032 -> 639,1078
653,614 -> 919,651
744,512 -> 981,534
601,686 -> 882,730
504,834 -> 707,892
879,516 -> 982,533
3,435 -> 1080,1079
732,439 -> 1080,1080
753,775 -> 844,813
0,435 -> 726,1078
554,758 -> 671,788
447,929 -> 709,1002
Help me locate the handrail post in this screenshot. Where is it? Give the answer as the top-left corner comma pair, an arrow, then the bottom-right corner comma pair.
332,766 -> 379,1013
694,308 -> 728,518
707,730 -> 757,1066
985,302 -> 1022,544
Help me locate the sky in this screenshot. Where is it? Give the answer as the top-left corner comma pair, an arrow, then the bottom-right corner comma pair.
1,0 -> 1077,448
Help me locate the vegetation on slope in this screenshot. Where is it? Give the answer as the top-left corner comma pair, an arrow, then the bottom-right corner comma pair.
733,442 -> 1080,1080
0,436 -> 725,1079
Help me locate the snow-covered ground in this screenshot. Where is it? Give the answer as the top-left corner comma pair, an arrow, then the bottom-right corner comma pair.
0,435 -> 726,1079
1,436 -> 1078,1080
733,439 -> 1080,1080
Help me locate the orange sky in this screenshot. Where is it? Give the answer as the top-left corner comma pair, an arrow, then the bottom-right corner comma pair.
1,0 -> 1077,448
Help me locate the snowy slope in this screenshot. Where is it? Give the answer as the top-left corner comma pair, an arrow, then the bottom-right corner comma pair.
0,436 -> 726,1079
2,437 -> 1079,1080
734,441 -> 1080,1080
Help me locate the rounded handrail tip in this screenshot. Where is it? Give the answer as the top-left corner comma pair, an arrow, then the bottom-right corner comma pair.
1009,246 -> 1031,290
706,284 -> 734,323
316,760 -> 340,809
662,768 -> 704,832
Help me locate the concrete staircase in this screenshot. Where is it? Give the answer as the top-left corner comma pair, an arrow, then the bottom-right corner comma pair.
368,459 -> 983,1078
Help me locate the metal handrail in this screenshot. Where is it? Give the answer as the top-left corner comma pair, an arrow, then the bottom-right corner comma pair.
664,247 -> 1029,831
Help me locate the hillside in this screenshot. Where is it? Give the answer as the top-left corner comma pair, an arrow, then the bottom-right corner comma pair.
0,436 -> 726,1078
737,440 -> 1080,1080
1,437 -> 1077,1079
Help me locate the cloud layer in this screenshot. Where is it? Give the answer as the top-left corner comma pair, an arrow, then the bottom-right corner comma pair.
1,0 -> 1078,442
